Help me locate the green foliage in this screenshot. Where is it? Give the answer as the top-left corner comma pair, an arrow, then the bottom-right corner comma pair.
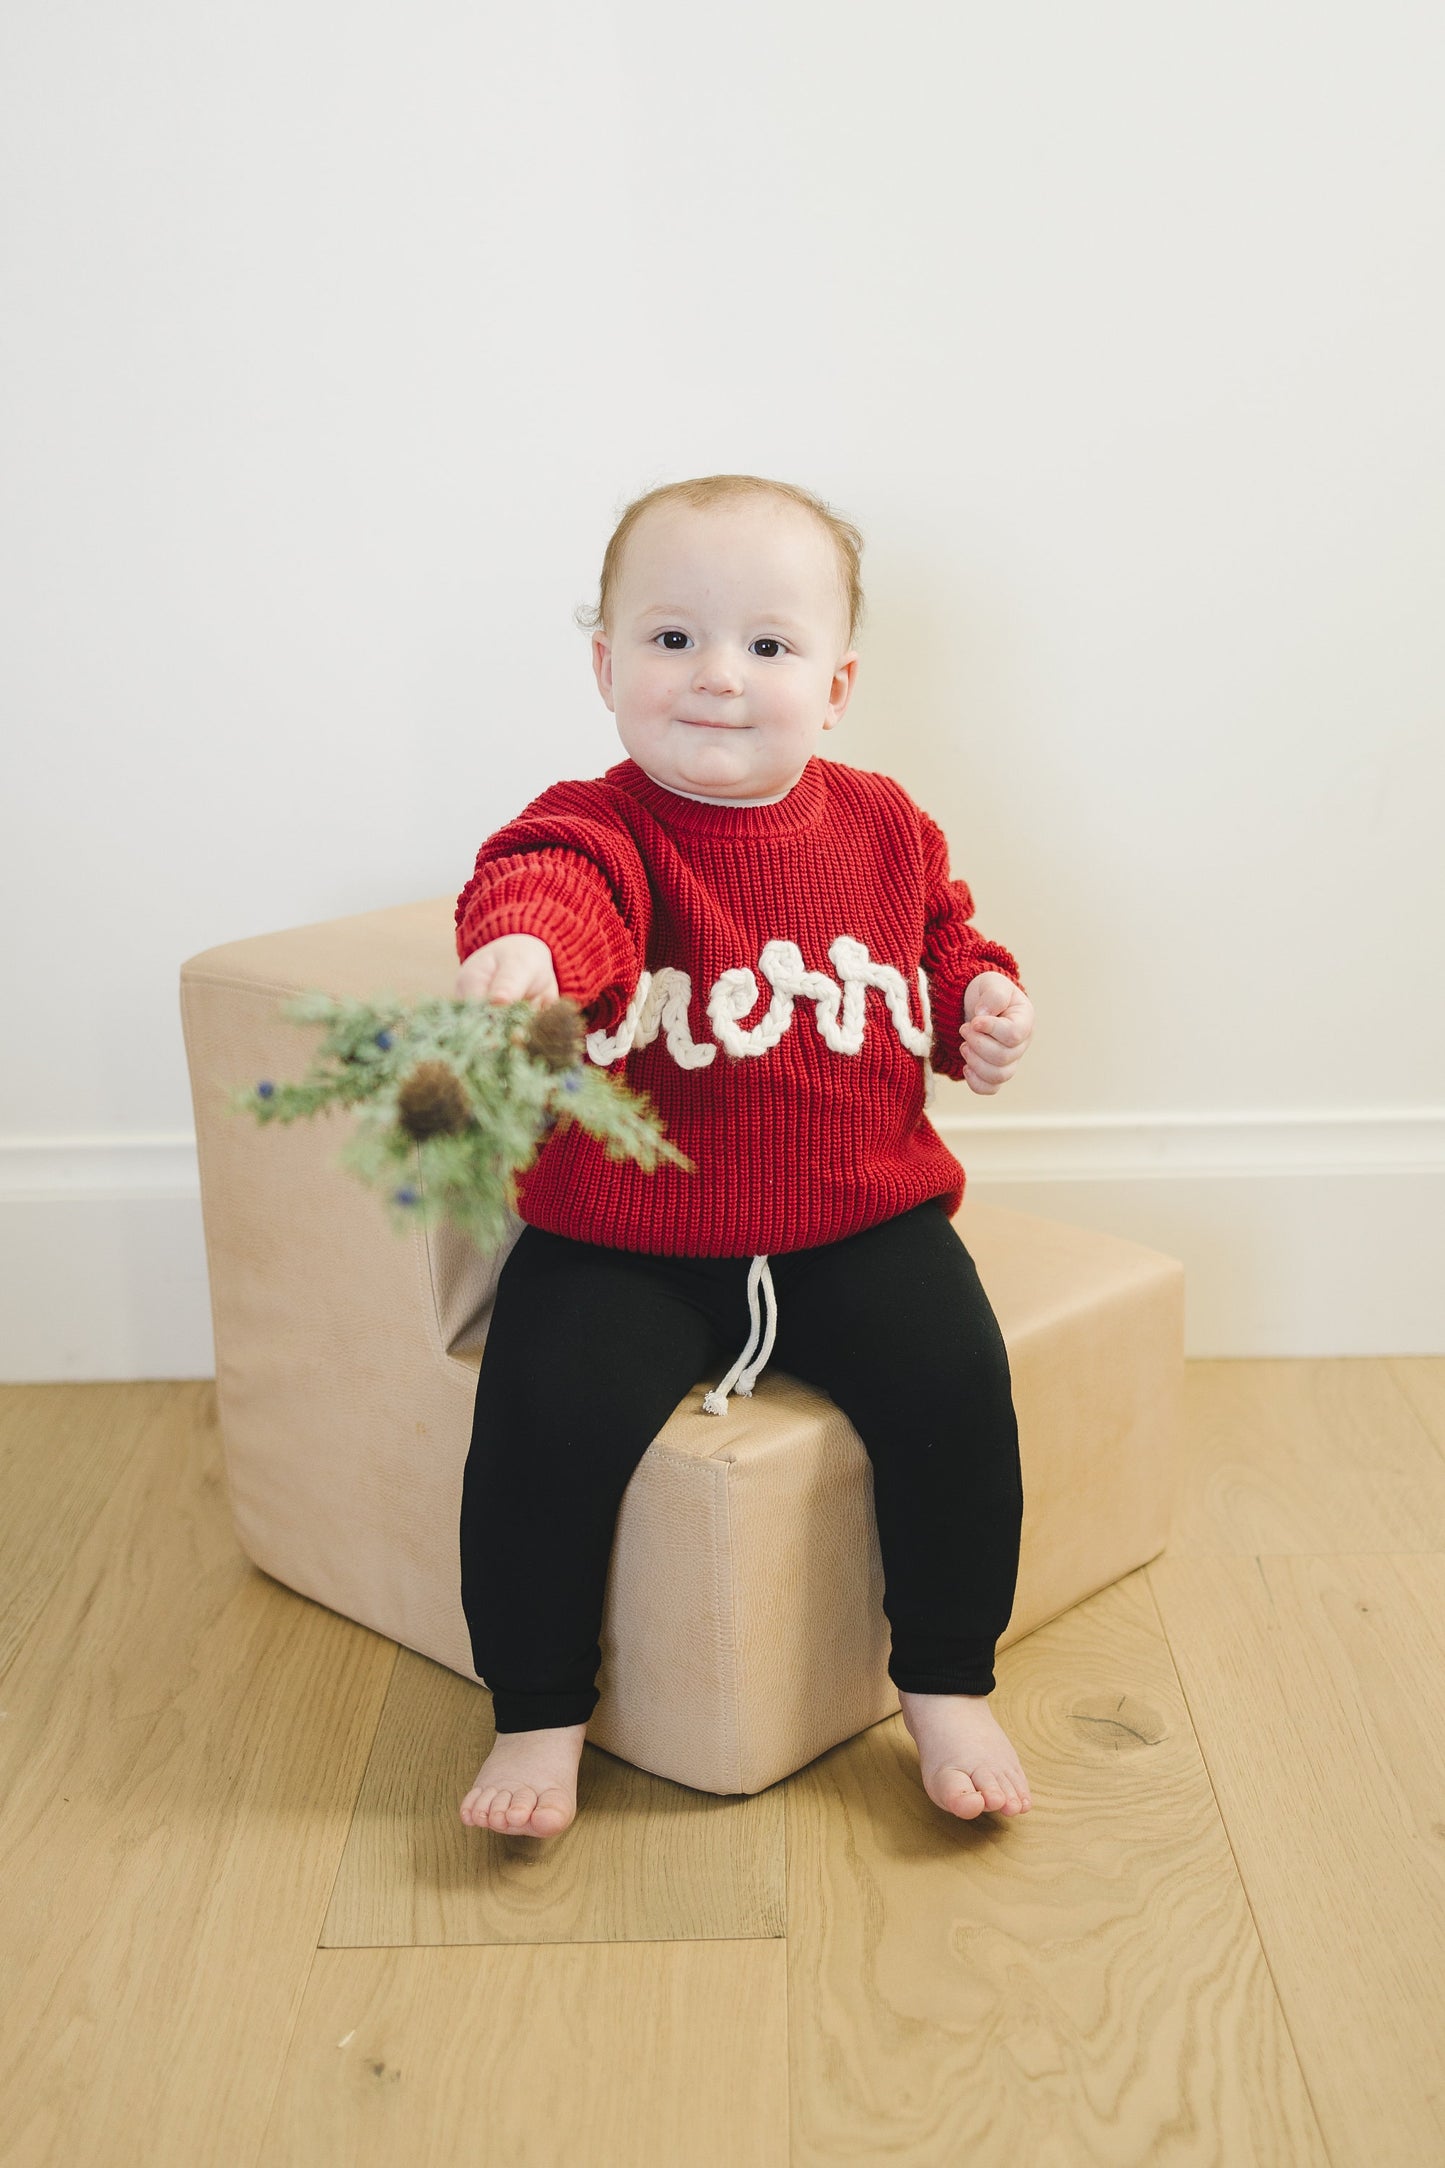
226,990 -> 694,1251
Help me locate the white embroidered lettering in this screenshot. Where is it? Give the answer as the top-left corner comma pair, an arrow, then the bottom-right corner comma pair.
827,936 -> 933,1056
584,967 -> 717,1067
587,937 -> 936,1080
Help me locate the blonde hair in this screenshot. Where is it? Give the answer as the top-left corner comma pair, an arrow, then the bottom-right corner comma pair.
576,473 -> 865,648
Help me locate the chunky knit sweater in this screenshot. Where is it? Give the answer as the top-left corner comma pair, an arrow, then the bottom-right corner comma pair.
454,754 -> 1025,1262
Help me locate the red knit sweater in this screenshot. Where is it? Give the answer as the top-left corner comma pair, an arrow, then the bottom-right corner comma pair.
454,755 -> 1025,1258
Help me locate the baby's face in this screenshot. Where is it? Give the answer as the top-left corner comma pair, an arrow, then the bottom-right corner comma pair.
591,498 -> 858,800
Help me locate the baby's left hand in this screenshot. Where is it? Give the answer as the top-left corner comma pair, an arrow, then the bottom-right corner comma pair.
960,973 -> 1034,1095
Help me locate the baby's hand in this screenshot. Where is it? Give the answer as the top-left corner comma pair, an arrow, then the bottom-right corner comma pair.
960,972 -> 1034,1095
454,934 -> 560,1007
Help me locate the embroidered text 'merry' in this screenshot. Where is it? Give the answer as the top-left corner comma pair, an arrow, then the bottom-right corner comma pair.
585,936 -> 935,1070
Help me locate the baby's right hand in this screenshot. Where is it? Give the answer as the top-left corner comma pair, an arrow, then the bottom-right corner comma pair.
454,934 -> 560,1007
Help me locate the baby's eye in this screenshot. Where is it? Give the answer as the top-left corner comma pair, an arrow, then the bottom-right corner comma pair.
655,630 -> 691,650
750,638 -> 787,658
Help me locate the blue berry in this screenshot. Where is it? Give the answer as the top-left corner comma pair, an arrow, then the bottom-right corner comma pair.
562,1072 -> 582,1093
394,1185 -> 419,1206
375,1030 -> 393,1050
257,1080 -> 275,1098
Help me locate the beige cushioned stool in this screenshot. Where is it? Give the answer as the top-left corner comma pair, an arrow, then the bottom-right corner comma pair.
180,897 -> 1185,1797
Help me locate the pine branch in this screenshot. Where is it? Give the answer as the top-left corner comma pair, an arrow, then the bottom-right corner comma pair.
226,991 -> 694,1251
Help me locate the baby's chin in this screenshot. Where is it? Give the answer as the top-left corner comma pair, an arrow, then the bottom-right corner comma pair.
637,760 -> 784,801
617,720 -> 810,799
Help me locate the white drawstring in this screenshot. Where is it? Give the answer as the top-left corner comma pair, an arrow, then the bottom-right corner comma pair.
701,1254 -> 778,1415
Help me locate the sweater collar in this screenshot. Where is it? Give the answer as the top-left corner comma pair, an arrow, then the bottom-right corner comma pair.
607,755 -> 827,837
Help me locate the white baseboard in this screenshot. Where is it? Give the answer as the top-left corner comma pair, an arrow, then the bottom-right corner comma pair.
1,1111 -> 1442,1380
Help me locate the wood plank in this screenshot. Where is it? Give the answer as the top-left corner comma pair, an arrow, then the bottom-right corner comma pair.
1149,1551 -> 1445,2164
258,1942 -> 788,2167
0,1381 -> 164,1682
1387,1356 -> 1445,1455
323,1648 -> 785,1947
0,1380 -> 396,2167
7,1361 -> 1436,2165
1169,1359 -> 1445,1556
786,1568 -> 1326,2165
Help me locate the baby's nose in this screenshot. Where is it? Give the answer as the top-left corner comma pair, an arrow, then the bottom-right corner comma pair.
692,647 -> 744,694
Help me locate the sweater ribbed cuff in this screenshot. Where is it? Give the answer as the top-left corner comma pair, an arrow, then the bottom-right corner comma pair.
928,955 -> 1026,1081
456,867 -> 638,1026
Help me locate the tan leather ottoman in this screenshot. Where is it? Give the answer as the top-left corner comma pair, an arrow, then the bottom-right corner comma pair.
180,898 -> 1185,1796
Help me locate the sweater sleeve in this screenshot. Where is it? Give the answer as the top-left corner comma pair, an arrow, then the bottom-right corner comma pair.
454,793 -> 652,1035
918,810 -> 1026,1083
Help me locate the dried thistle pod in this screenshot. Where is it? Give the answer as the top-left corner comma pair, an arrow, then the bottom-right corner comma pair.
523,996 -> 586,1073
396,1059 -> 472,1140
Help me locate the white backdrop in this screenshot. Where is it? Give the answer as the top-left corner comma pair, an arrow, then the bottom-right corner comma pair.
3,0 -> 1442,1374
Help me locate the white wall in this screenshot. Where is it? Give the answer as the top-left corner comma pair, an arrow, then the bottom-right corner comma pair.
3,0 -> 1442,1375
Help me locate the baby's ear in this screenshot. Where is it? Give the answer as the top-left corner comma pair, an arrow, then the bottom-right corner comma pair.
591,633 -> 615,709
828,649 -> 859,722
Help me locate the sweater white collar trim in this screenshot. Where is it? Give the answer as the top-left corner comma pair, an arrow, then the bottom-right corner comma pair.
638,769 -> 802,807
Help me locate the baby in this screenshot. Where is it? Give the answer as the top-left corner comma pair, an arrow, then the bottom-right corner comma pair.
454,474 -> 1036,1839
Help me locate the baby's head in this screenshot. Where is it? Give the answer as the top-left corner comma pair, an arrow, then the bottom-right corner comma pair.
579,475 -> 864,802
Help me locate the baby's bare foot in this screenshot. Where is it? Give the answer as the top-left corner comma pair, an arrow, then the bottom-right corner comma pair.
460,1720 -> 588,1839
896,1689 -> 1033,1820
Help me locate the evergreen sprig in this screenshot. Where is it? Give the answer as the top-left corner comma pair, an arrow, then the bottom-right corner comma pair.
226,990 -> 694,1251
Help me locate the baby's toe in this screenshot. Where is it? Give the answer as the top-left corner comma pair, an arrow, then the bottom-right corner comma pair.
504,1786 -> 539,1825
972,1765 -> 1010,1808
1000,1760 -> 1035,1812
933,1768 -> 986,1818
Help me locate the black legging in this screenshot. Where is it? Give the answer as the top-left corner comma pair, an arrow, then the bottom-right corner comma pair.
459,1194 -> 1024,1734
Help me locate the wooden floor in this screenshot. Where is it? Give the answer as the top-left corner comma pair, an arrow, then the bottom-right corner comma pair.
2,1362 -> 1444,2166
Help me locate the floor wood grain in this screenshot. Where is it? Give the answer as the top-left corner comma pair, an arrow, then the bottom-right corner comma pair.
322,1645 -> 787,1949
0,1381 -> 162,1680
260,1942 -> 789,2168
1171,1359 -> 1445,1556
786,1569 -> 1325,2166
3,1361 -> 1443,2166
0,1382 -> 396,2168
1150,1550 -> 1445,2165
